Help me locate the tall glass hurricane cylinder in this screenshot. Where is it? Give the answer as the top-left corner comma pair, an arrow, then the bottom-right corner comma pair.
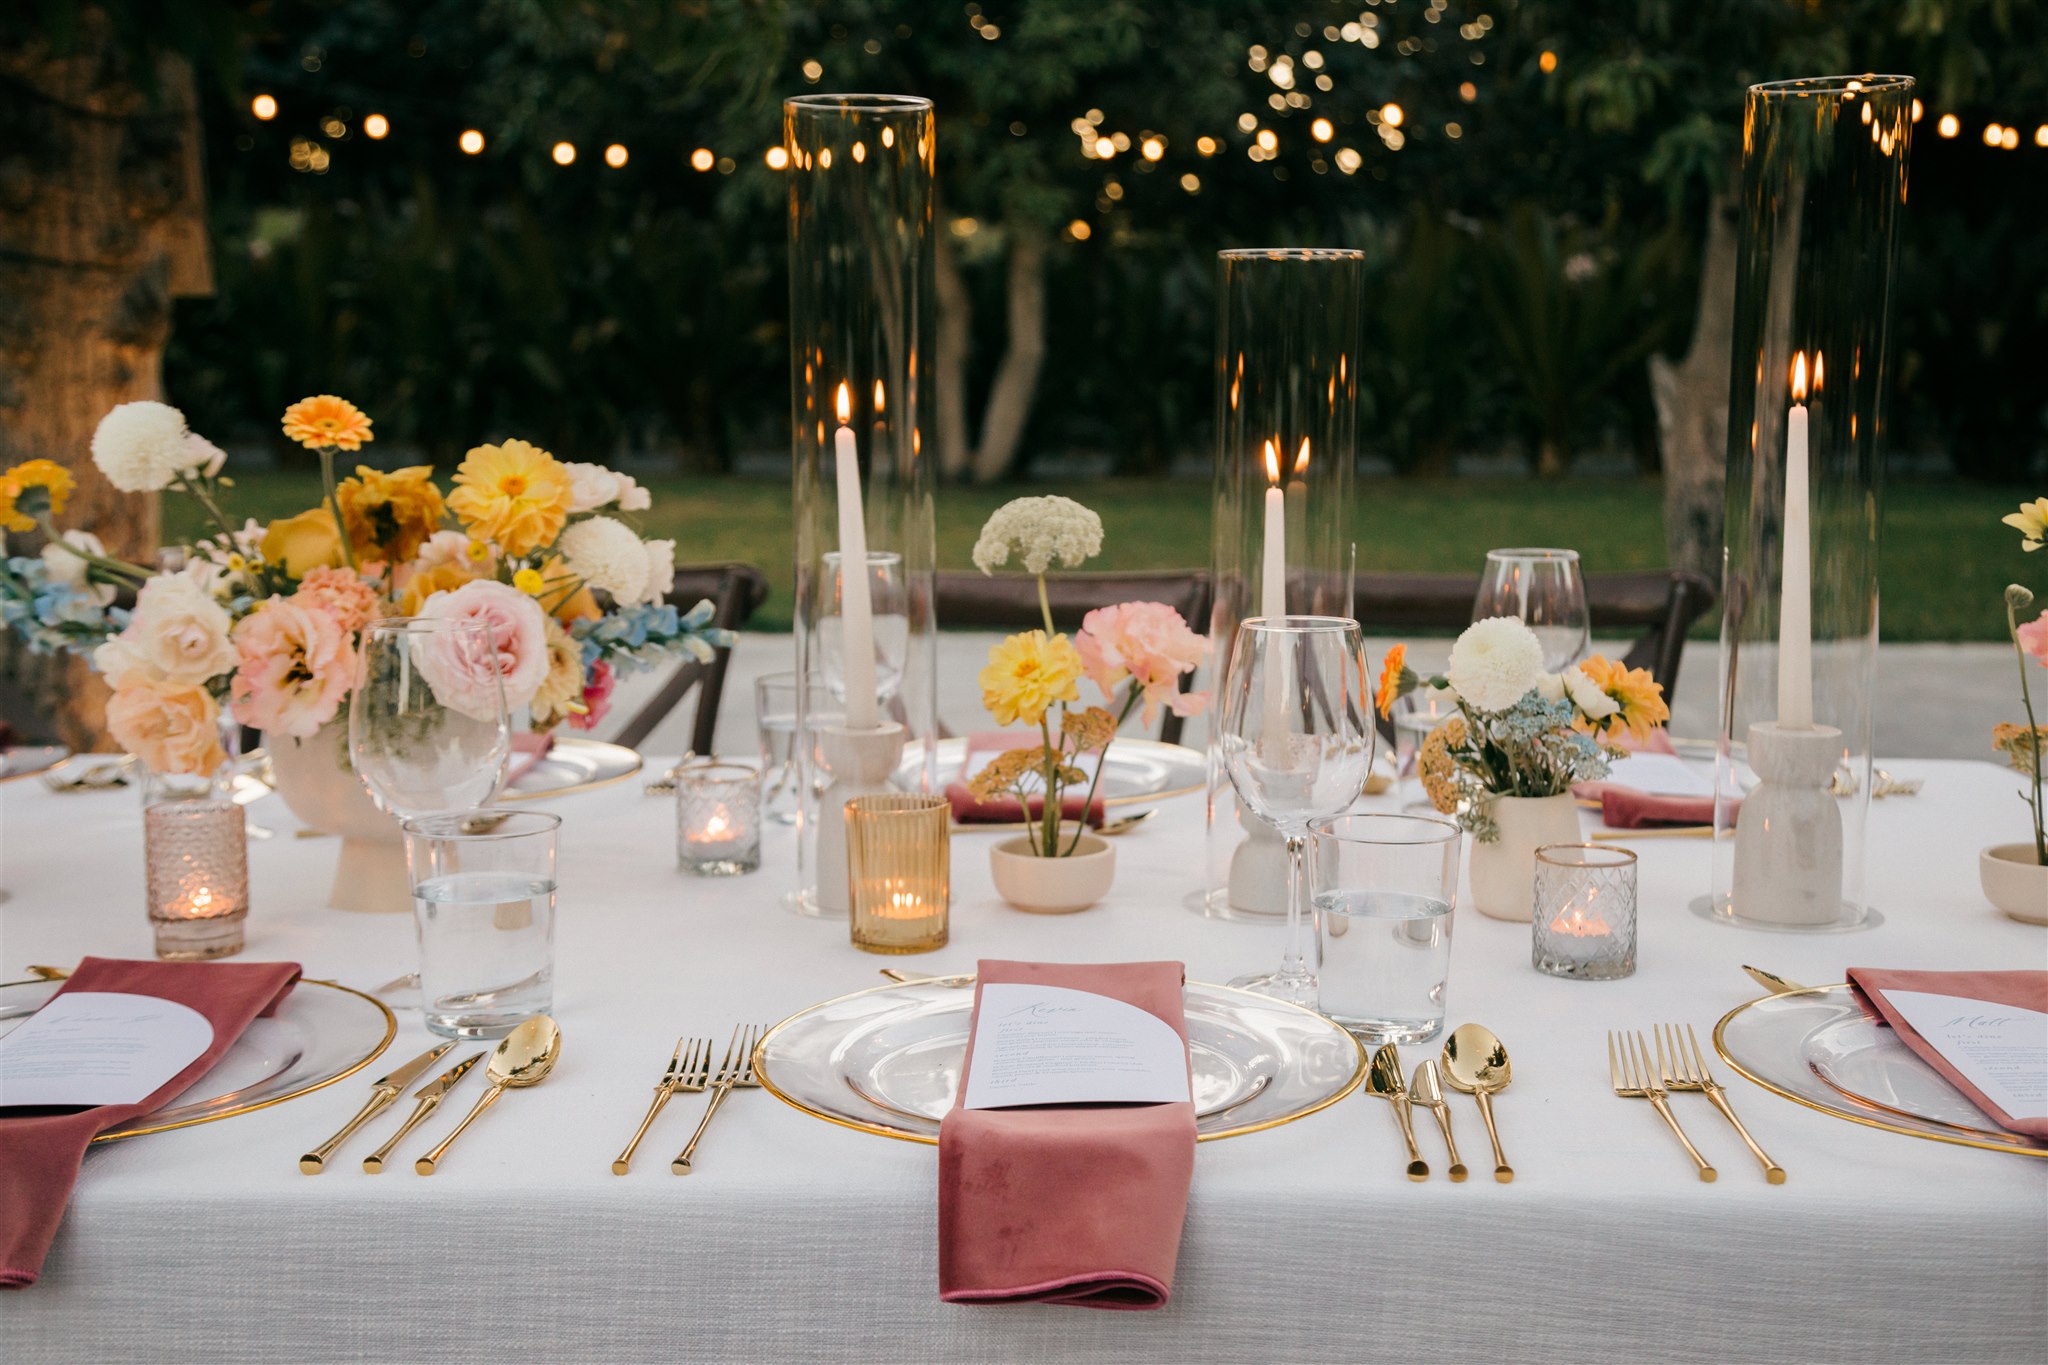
1201,248 -> 1363,920
1704,75 -> 1912,933
786,94 -> 939,916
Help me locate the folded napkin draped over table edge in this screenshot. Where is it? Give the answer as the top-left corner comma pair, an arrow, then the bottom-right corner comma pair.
939,959 -> 1196,1310
0,957 -> 302,1289
1846,967 -> 2048,1139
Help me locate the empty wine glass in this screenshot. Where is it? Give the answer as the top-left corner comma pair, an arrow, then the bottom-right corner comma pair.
350,618 -> 511,820
1218,616 -> 1375,1007
1473,548 -> 1589,671
820,550 -> 908,712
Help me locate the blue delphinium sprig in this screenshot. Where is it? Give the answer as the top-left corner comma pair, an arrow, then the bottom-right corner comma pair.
570,597 -> 733,677
0,557 -> 126,657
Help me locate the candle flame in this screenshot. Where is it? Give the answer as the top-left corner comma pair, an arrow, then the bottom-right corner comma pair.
191,887 -> 213,912
1790,351 -> 1808,403
1293,436 -> 1311,476
872,380 -> 885,414
1262,439 -> 1280,484
835,381 -> 851,424
1812,351 -> 1824,394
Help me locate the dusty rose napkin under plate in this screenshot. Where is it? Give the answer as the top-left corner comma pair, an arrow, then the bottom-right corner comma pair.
938,959 -> 1196,1310
0,956 -> 301,1288
942,784 -> 1106,828
1846,967 -> 2048,1139
506,732 -> 555,786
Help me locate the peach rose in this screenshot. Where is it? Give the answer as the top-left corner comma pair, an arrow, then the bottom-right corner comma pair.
415,578 -> 549,719
228,598 -> 356,738
93,572 -> 237,687
105,677 -> 227,776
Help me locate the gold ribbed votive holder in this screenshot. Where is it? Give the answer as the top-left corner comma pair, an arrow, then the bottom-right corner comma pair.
845,794 -> 949,954
144,799 -> 249,960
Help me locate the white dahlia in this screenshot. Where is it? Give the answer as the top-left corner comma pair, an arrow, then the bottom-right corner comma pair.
558,515 -> 651,605
971,495 -> 1103,576
1445,616 -> 1545,713
92,402 -> 194,492
642,537 -> 677,604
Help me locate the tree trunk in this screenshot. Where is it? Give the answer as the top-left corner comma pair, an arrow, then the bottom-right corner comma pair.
1649,191 -> 1736,578
0,14 -> 212,748
969,222 -> 1049,484
931,225 -> 972,482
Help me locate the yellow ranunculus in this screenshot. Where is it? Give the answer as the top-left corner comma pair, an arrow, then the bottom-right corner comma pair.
445,439 -> 574,558
336,465 -> 445,562
260,508 -> 346,577
395,559 -> 479,615
978,630 -> 1083,728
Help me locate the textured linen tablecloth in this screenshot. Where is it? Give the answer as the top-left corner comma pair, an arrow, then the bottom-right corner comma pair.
1,758 -> 2043,1364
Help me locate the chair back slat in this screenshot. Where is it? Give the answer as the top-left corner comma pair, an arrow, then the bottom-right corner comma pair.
609,564 -> 770,755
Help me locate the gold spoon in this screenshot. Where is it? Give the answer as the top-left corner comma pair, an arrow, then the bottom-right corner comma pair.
1366,1044 -> 1429,1181
414,1016 -> 561,1175
1741,964 -> 1813,996
1410,1058 -> 1467,1182
1442,1023 -> 1514,1183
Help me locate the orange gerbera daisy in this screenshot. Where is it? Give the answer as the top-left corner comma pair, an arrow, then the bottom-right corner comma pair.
1374,643 -> 1409,718
0,459 -> 75,532
281,395 -> 375,452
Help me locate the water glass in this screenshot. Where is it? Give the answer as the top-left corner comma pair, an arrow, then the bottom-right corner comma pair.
1310,812 -> 1460,1044
402,809 -> 560,1039
756,672 -> 830,824
1472,548 -> 1589,672
1532,843 -> 1638,980
820,551 -> 908,710
1391,689 -> 1459,811
351,618 -> 511,820
676,762 -> 762,876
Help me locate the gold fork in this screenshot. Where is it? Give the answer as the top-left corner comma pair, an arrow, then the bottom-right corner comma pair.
612,1036 -> 711,1175
671,1024 -> 761,1175
1609,1030 -> 1716,1182
1658,1023 -> 1785,1184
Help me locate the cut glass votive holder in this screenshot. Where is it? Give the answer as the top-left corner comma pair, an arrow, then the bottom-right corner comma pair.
1532,844 -> 1637,980
676,762 -> 762,876
846,794 -> 949,955
145,799 -> 249,960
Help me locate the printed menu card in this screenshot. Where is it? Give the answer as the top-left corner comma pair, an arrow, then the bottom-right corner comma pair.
0,992 -> 215,1108
961,983 -> 1192,1110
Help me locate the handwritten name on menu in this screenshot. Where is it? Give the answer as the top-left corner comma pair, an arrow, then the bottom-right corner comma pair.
1882,990 -> 2048,1122
962,984 -> 1192,1111
0,992 -> 214,1108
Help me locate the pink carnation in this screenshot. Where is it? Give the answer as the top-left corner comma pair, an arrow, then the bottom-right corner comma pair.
228,598 -> 355,738
292,565 -> 381,634
566,660 -> 615,732
2019,610 -> 2048,667
415,578 -> 549,720
1075,601 -> 1210,726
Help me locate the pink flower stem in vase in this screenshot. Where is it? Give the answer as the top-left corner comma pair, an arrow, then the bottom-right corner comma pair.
2005,590 -> 2048,865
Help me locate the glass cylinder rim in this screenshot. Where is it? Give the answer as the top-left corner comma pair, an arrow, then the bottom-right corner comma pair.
1218,247 -> 1366,263
1535,841 -> 1638,869
1749,74 -> 1913,99
678,762 -> 760,784
821,550 -> 906,565
400,808 -> 562,840
1239,614 -> 1359,635
362,615 -> 497,636
846,792 -> 948,816
785,93 -> 933,115
1483,547 -> 1580,564
1310,811 -> 1460,846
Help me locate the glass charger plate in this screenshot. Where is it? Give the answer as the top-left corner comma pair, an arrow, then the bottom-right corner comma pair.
0,976 -> 395,1142
0,745 -> 71,784
1714,985 -> 2045,1158
898,737 -> 1206,809
503,737 -> 643,801
755,976 -> 1366,1144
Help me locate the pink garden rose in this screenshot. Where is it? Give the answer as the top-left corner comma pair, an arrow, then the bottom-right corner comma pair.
291,565 -> 381,634
1074,601 -> 1210,725
414,578 -> 549,720
228,598 -> 355,738
106,676 -> 227,776
2018,609 -> 2048,666
567,659 -> 615,732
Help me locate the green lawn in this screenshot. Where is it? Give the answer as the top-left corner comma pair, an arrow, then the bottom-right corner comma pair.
168,471 -> 2025,640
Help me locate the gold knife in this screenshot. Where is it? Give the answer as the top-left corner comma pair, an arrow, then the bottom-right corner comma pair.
299,1042 -> 454,1173
363,1051 -> 486,1173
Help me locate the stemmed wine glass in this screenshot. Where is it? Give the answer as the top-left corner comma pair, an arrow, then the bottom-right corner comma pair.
350,618 -> 512,820
1218,616 -> 1375,1007
1473,547 -> 1589,671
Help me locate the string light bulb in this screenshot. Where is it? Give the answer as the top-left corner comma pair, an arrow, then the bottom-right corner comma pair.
1380,102 -> 1404,128
459,129 -> 485,155
1067,218 -> 1092,241
251,93 -> 278,121
363,113 -> 389,140
552,141 -> 577,166
690,147 -> 715,171
1141,136 -> 1165,161
1937,113 -> 1959,138
765,145 -> 790,169
604,143 -> 628,168
1311,118 -> 1334,142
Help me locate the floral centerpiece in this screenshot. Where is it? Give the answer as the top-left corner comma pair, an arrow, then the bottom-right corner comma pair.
0,395 -> 728,784
1984,500 -> 2048,922
1379,617 -> 1668,920
965,496 -> 1206,909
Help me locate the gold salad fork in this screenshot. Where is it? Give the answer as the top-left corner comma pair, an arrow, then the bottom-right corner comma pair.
1609,1030 -> 1716,1182
671,1024 -> 762,1175
613,1036 -> 711,1175
1658,1023 -> 1785,1183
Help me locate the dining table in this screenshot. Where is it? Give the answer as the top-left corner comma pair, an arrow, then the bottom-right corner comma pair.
2,753 -> 2043,1364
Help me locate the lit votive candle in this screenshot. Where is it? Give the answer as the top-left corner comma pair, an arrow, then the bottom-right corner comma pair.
676,763 -> 762,876
846,794 -> 950,954
144,799 -> 250,960
1531,844 -> 1637,980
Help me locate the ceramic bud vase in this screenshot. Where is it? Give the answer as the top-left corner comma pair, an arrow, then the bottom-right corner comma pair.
265,718 -> 410,914
990,834 -> 1117,914
1468,793 -> 1581,922
1979,844 -> 2048,925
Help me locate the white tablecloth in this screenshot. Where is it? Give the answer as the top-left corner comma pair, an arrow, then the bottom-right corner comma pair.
3,758 -> 2044,1364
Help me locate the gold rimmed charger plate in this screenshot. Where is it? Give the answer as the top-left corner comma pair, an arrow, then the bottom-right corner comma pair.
754,975 -> 1367,1145
0,745 -> 71,784
502,737 -> 644,802
899,737 -> 1207,810
0,975 -> 395,1142
1713,984 -> 2046,1159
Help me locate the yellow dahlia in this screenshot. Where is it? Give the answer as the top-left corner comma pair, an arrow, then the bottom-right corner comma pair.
336,465 -> 445,563
396,559 -> 479,615
260,508 -> 346,577
1572,655 -> 1670,745
446,439 -> 574,558
0,459 -> 76,532
979,630 -> 1083,728
281,395 -> 374,452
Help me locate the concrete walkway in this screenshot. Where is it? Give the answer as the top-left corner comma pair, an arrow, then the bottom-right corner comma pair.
595,632 -> 2010,766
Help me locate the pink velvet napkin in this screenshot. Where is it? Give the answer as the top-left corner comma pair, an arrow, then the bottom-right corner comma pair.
1598,788 -> 1730,829
942,783 -> 1106,828
0,957 -> 301,1288
938,960 -> 1196,1310
506,732 -> 555,786
1847,967 -> 2048,1138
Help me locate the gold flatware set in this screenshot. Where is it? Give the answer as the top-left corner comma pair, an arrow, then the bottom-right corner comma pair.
604,1024 -> 764,1175
1368,1025 -> 1513,1183
1609,1024 -> 1783,1183
613,1036 -> 712,1174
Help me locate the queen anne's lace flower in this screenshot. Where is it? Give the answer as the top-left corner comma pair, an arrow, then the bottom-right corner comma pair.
92,402 -> 197,493
1444,616 -> 1545,713
558,515 -> 652,606
972,496 -> 1103,576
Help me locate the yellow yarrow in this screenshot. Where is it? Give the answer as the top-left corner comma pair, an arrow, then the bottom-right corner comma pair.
446,439 -> 574,558
335,465 -> 445,563
978,630 -> 1083,728
512,567 -> 546,595
0,459 -> 76,532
